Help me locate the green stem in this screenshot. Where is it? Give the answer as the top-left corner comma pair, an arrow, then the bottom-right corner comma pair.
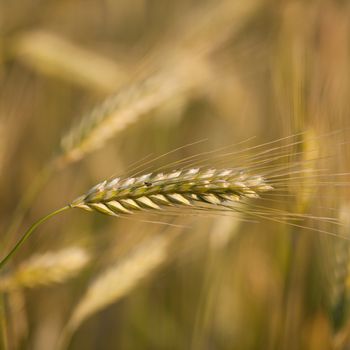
0,206 -> 70,271
0,293 -> 8,350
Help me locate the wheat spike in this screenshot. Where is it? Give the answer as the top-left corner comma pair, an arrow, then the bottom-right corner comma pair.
70,167 -> 273,216
0,247 -> 90,290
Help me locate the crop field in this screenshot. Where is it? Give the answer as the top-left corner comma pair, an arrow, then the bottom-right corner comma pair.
0,0 -> 350,349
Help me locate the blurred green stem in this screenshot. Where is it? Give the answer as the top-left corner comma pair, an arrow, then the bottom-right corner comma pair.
0,206 -> 70,271
0,293 -> 8,350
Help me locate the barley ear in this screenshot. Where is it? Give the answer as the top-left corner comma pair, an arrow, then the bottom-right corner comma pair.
0,206 -> 70,271
58,234 -> 172,349
0,247 -> 90,290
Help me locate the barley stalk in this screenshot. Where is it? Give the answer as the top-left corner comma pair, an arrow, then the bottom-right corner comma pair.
2,132 -> 345,272
70,167 -> 273,216
0,166 -> 272,271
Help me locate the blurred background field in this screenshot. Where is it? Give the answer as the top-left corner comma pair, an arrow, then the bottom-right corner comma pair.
0,0 -> 350,349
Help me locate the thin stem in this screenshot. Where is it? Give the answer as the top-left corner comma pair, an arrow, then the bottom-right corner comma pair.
0,206 -> 70,271
0,293 -> 8,350
3,160 -> 56,249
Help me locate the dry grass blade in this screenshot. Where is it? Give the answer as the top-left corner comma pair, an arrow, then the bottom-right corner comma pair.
61,234 -> 172,346
0,247 -> 90,290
